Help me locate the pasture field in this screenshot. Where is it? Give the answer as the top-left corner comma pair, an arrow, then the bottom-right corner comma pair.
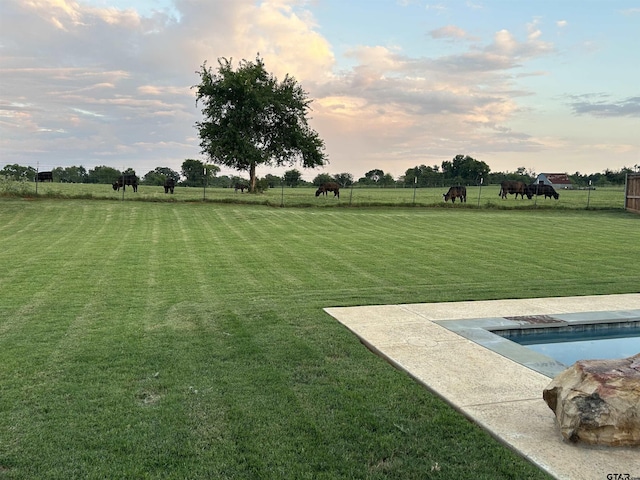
1,198 -> 639,479
2,178 -> 626,209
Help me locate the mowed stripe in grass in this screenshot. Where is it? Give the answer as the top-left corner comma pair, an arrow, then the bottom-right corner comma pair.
1,199 -> 638,478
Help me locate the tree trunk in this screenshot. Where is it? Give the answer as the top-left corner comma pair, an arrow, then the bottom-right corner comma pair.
250,162 -> 256,193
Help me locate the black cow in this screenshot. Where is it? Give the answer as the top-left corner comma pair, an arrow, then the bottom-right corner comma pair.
499,180 -> 528,199
112,174 -> 138,192
234,183 -> 249,193
526,183 -> 559,200
443,186 -> 466,203
164,178 -> 175,194
36,171 -> 53,182
315,182 -> 340,198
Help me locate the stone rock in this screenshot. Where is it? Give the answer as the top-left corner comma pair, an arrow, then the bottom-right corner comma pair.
543,353 -> 640,446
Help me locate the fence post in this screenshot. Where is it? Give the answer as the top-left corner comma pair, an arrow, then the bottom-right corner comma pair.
412,176 -> 417,206
202,167 -> 207,200
280,177 -> 285,207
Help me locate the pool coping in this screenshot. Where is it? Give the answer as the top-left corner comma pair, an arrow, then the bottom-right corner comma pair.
434,310 -> 640,378
324,294 -> 640,480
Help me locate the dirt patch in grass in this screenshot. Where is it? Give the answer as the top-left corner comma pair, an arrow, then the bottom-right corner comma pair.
136,390 -> 162,406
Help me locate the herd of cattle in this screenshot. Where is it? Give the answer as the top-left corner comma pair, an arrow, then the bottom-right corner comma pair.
497,180 -> 559,200
310,181 -> 558,203
33,171 -> 174,193
34,174 -> 249,194
33,174 -> 559,202
442,181 -> 559,203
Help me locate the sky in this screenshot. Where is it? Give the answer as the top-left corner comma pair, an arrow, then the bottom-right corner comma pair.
2,0 -> 639,181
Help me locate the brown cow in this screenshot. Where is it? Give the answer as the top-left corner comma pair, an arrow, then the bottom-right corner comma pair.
315,182 -> 340,198
499,181 -> 528,199
443,186 -> 466,203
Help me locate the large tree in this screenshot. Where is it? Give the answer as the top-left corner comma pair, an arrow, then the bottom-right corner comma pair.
142,167 -> 181,186
364,169 -> 384,184
194,55 -> 327,192
312,173 -> 334,186
283,169 -> 302,187
403,164 -> 442,187
1,164 -> 36,181
52,165 -> 88,183
333,173 -> 354,187
87,165 -> 121,184
441,155 -> 490,185
181,159 -> 219,187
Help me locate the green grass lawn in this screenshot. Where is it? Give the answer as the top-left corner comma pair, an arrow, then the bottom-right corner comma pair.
1,197 -> 638,478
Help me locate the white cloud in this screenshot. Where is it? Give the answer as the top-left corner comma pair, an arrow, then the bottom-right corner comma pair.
429,25 -> 476,41
1,0 -> 636,178
619,8 -> 640,16
424,4 -> 447,14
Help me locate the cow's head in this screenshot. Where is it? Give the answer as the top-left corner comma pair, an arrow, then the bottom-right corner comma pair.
524,186 -> 533,199
315,188 -> 322,197
112,182 -> 119,191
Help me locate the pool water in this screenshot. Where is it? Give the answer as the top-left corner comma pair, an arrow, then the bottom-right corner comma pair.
497,323 -> 640,367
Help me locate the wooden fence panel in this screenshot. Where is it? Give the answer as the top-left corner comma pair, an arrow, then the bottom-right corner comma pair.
626,173 -> 640,213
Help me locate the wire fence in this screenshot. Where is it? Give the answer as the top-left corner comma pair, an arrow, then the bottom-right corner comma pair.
0,178 -> 629,210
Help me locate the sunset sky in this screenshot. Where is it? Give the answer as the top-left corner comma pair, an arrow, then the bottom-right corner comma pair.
2,0 -> 639,181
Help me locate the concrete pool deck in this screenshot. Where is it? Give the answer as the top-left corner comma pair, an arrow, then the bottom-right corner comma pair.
324,294 -> 640,480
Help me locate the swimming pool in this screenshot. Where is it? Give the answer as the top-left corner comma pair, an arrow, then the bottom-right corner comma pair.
493,322 -> 640,367
434,310 -> 640,377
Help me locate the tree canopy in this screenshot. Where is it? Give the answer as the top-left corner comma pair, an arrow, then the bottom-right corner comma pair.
194,55 -> 328,192
86,165 -> 121,184
441,154 -> 490,185
142,167 -> 180,186
181,159 -> 219,187
312,173 -> 335,186
283,169 -> 302,187
0,164 -> 36,181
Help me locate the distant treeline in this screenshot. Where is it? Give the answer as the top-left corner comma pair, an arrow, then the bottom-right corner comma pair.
1,154 -> 635,189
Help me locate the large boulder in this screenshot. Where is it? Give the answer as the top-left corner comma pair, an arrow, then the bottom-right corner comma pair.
543,353 -> 640,446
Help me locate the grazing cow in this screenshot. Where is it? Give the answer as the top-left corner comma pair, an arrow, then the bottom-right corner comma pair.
36,171 -> 53,182
499,180 -> 528,199
164,177 -> 175,194
112,174 -> 138,192
234,183 -> 249,193
526,183 -> 559,200
315,182 -> 340,198
443,186 -> 467,203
